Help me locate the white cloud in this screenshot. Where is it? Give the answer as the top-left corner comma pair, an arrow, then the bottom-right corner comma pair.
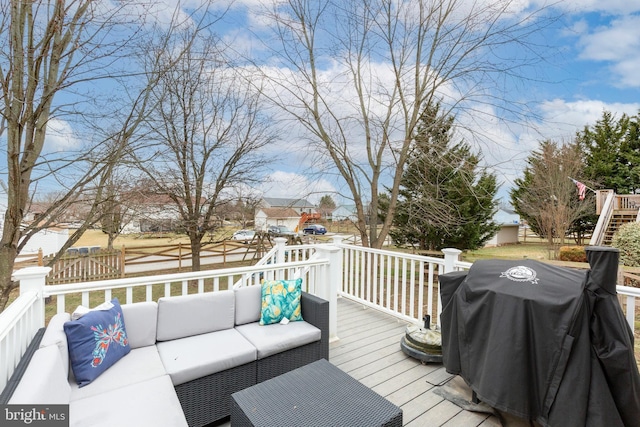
544,0 -> 640,15
45,119 -> 80,152
537,98 -> 640,135
572,15 -> 640,88
259,171 -> 337,204
485,98 -> 640,196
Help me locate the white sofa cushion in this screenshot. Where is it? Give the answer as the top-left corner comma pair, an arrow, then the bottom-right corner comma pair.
234,285 -> 261,325
39,312 -> 71,378
69,345 -> 166,401
9,345 -> 71,404
235,321 -> 321,359
121,301 -> 158,349
156,291 -> 235,341
70,374 -> 188,427
157,328 -> 256,386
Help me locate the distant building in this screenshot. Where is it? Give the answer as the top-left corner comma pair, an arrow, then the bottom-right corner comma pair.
255,208 -> 300,231
19,228 -> 69,257
331,205 -> 358,222
124,193 -> 182,233
485,207 -> 520,247
256,197 -> 322,231
260,198 -> 316,215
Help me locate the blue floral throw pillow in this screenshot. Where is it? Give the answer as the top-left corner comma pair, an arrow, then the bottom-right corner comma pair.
260,278 -> 303,325
64,298 -> 130,387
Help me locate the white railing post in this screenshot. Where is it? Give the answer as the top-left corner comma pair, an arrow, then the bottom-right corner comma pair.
442,248 -> 462,274
274,237 -> 287,280
274,237 -> 287,264
12,266 -> 52,328
314,244 -> 342,342
331,235 -> 345,246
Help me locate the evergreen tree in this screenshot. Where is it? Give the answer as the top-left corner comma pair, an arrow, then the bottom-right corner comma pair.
576,110 -> 640,194
387,103 -> 499,251
317,195 -> 336,218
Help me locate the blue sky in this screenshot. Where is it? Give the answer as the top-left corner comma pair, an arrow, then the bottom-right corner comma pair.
11,0 -> 640,206
239,1 -> 640,204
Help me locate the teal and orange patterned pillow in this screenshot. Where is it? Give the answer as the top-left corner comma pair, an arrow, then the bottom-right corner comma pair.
259,278 -> 303,325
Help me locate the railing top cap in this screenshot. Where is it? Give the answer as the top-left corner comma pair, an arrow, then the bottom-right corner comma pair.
441,248 -> 463,255
11,266 -> 52,280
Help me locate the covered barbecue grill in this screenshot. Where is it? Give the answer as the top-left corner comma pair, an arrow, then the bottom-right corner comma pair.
439,246 -> 640,426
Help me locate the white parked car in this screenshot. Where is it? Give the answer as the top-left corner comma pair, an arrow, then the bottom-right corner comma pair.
232,230 -> 256,243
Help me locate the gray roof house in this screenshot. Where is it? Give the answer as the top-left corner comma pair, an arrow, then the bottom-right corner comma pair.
260,198 -> 316,215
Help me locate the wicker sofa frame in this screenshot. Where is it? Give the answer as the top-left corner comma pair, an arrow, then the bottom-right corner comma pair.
0,291 -> 329,427
176,291 -> 329,425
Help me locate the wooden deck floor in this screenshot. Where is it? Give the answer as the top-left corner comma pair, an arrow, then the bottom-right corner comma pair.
218,297 -> 506,426
331,297 -> 502,427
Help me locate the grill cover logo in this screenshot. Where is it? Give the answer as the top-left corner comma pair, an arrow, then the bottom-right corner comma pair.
500,266 -> 539,284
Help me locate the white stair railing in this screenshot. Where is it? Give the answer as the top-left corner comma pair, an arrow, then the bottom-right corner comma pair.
590,191 -> 615,245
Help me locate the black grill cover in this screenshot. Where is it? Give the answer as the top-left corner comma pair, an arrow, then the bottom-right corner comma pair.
440,247 -> 640,426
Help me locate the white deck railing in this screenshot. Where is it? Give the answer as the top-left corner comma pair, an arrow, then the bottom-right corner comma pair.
2,238 -> 638,392
337,242 -> 448,327
0,291 -> 41,392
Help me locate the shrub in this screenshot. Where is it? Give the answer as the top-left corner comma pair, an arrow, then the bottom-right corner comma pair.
612,222 -> 640,267
559,246 -> 587,262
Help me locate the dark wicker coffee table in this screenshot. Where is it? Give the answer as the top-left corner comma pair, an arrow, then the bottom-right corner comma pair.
230,359 -> 402,427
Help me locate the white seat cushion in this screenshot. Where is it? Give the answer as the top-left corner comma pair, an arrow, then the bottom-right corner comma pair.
234,285 -> 261,325
156,291 -> 235,341
40,312 -> 71,378
9,345 -> 71,405
121,301 -> 158,349
235,321 -> 321,359
157,328 -> 256,386
69,345 -> 166,401
70,375 -> 188,427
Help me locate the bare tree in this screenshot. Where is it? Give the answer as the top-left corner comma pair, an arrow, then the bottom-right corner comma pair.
134,32 -> 276,270
96,169 -> 140,250
253,0 -> 555,248
0,0 -> 217,310
511,140 -> 592,258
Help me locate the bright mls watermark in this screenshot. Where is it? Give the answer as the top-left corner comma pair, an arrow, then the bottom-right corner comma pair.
1,405 -> 68,426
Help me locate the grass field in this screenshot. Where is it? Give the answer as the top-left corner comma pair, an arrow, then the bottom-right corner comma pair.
75,229 -> 202,248
463,242 -> 552,262
76,229 -> 555,258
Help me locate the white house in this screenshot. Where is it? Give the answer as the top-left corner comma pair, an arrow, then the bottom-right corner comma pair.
19,227 -> 69,257
255,208 -> 300,231
120,193 -> 183,233
331,205 -> 358,222
0,187 -> 69,260
485,207 -> 520,247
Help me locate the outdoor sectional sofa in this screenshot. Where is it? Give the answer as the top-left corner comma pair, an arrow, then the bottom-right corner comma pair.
0,285 -> 329,427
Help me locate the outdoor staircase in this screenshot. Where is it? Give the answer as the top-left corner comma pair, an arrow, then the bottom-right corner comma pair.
602,211 -> 638,245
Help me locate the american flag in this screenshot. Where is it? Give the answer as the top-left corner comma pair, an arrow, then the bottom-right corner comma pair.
572,179 -> 587,200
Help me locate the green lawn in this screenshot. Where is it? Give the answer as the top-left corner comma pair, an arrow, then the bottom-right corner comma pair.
463,242 -> 553,263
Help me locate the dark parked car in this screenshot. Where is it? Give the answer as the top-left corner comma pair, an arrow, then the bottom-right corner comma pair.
302,224 -> 327,235
267,225 -> 297,236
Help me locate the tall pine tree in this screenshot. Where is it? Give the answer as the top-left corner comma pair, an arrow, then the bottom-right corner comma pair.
387,103 -> 499,251
577,110 -> 640,194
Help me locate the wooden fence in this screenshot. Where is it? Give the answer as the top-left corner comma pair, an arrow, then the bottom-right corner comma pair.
47,250 -> 122,285
24,238 -> 274,285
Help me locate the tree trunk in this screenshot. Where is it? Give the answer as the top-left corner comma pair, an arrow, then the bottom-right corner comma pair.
190,238 -> 201,272
0,245 -> 19,311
